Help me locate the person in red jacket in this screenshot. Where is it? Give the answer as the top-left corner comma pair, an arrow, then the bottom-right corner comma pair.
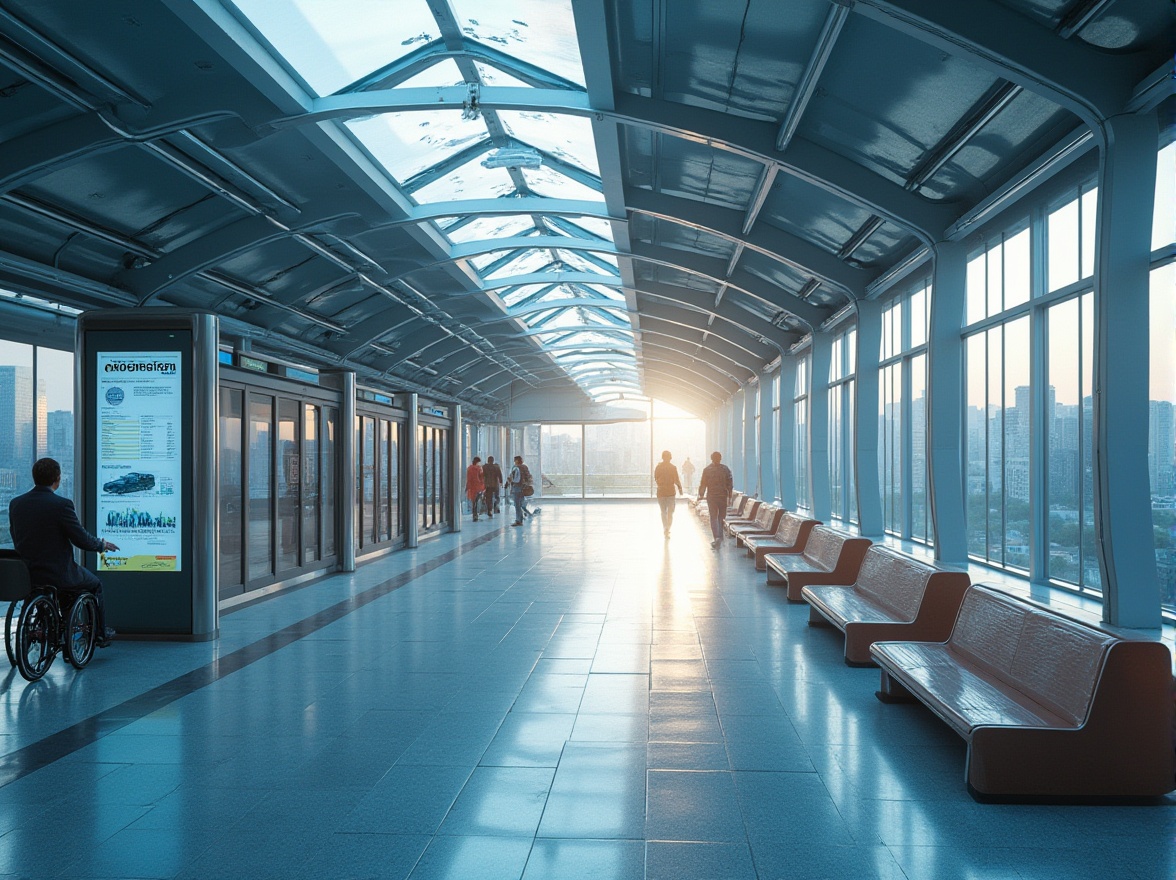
465,456 -> 485,522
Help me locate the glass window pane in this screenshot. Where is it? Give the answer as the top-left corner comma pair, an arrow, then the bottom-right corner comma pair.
880,362 -> 902,535
347,113 -> 488,186
38,347 -> 73,497
277,399 -> 299,571
847,380 -> 857,525
1004,228 -> 1030,308
1150,264 -> 1176,613
1003,317 -> 1030,571
1153,142 -> 1176,251
450,0 -> 586,87
966,252 -> 986,326
541,424 -> 582,497
362,416 -> 376,543
303,405 -> 320,564
1046,297 -> 1081,585
1081,187 -> 1098,280
377,420 -> 390,540
248,395 -> 273,581
1080,292 -> 1098,590
389,421 -> 400,537
228,0 -> 441,96
910,285 -> 927,349
584,421 -> 650,496
911,353 -> 928,544
1048,197 -> 1080,292
986,242 -> 1003,317
965,332 -> 989,559
220,388 -> 243,589
829,383 -> 842,520
323,407 -> 336,557
498,111 -> 600,176
445,214 -> 538,244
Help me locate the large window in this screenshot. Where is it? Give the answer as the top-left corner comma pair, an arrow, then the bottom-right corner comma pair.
828,327 -> 856,526
540,425 -> 583,497
770,374 -> 781,503
963,185 -> 1098,590
879,282 -> 929,542
1150,140 -> 1176,615
965,225 -> 1033,571
793,353 -> 810,511
0,342 -> 71,549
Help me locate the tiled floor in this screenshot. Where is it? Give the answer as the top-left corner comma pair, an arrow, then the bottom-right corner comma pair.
1,501 -> 1172,879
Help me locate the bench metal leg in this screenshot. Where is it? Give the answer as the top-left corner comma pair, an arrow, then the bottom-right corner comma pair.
875,669 -> 916,703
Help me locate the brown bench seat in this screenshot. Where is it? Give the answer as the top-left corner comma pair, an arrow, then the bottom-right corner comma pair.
764,526 -> 871,601
870,585 -> 1175,800
801,546 -> 970,665
744,513 -> 821,570
727,505 -> 783,543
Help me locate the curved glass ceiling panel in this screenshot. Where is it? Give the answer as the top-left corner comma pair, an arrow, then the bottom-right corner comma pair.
450,0 -> 586,88
413,164 -> 515,203
501,283 -> 551,306
556,249 -> 618,274
229,0 -> 438,96
560,216 -> 614,240
474,62 -> 534,89
521,167 -> 604,202
347,112 -> 486,184
397,59 -> 465,89
483,249 -> 557,279
444,214 -> 537,243
498,112 -> 599,176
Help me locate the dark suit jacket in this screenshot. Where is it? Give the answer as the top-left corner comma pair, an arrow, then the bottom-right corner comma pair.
9,485 -> 103,589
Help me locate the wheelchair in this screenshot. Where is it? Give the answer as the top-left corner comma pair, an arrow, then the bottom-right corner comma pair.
2,557 -> 99,682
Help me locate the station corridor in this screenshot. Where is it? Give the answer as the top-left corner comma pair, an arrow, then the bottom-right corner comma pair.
1,502 -> 1172,880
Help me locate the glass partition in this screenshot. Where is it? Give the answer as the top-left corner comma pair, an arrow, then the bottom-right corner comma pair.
277,399 -> 299,572
247,394 -> 273,581
540,425 -> 583,496
584,421 -> 651,496
323,406 -> 337,557
303,404 -> 320,564
219,388 -> 244,591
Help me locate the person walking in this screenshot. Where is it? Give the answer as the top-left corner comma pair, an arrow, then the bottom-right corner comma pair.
697,451 -> 734,548
653,450 -> 683,538
465,456 -> 485,522
681,456 -> 696,494
508,455 -> 532,527
482,455 -> 503,518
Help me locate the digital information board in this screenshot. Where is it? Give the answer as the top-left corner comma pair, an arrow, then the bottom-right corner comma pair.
95,352 -> 183,573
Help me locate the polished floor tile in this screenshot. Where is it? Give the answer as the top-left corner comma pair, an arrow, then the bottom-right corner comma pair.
0,502 -> 1171,879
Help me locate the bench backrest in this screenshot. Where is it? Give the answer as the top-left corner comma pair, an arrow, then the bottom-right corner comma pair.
949,585 -> 1116,726
754,505 -> 778,529
774,512 -> 816,545
743,499 -> 762,519
801,526 -> 856,568
854,546 -> 938,620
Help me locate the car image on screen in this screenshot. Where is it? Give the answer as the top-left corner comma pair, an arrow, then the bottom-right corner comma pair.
102,472 -> 156,494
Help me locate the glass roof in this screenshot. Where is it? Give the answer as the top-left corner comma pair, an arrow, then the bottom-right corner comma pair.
224,0 -> 636,400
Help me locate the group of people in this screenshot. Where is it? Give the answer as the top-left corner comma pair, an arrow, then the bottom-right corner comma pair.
653,450 -> 733,547
464,455 -> 539,527
466,448 -> 732,546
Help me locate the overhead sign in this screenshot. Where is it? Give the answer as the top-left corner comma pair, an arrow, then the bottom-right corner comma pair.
95,351 -> 183,573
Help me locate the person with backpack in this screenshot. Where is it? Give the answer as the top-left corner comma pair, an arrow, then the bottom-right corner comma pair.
508,455 -> 532,527
697,451 -> 734,548
481,455 -> 503,517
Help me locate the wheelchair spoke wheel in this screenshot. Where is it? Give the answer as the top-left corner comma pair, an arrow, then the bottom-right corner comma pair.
64,593 -> 98,669
5,598 -> 21,667
16,594 -> 57,682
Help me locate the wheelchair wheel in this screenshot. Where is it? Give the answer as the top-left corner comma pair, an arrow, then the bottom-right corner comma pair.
64,593 -> 98,669
15,594 -> 57,682
5,598 -> 21,667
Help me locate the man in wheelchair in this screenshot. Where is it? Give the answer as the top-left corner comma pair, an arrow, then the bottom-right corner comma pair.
9,458 -> 119,647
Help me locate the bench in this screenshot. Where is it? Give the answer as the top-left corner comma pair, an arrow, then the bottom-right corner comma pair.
764,526 -> 871,601
744,513 -> 821,571
726,504 -> 781,542
870,584 -> 1175,800
802,546 -> 970,665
